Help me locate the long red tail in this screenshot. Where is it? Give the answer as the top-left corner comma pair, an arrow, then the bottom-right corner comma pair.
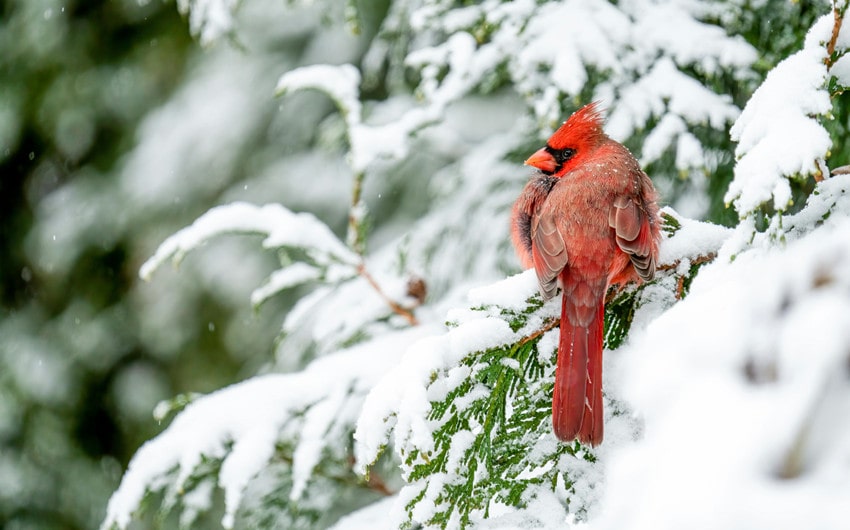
553,293 -> 604,446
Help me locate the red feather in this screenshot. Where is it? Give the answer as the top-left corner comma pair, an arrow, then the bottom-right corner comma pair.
511,102 -> 661,446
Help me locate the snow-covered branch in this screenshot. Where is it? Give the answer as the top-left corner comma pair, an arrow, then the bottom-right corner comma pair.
727,11 -> 847,218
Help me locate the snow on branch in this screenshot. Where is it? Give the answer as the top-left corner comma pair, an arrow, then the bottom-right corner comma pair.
250,262 -> 322,307
607,57 -> 740,165
101,326 -> 437,530
593,216 -> 850,530
634,1 -> 757,76
137,200 -> 424,349
275,64 -> 363,129
782,173 -> 850,241
515,0 -> 629,97
355,270 -> 593,527
175,0 -> 240,45
726,13 -> 842,217
353,210 -> 732,527
139,201 -> 358,282
276,63 -> 439,256
399,0 -> 756,175
275,63 -> 439,175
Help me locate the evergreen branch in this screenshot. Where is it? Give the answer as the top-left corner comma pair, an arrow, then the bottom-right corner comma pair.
518,251 -> 718,349
657,253 -> 717,299
348,171 -> 368,255
270,448 -> 396,497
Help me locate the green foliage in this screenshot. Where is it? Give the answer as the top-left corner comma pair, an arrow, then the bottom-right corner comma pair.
604,289 -> 639,351
0,2 -> 197,529
389,206 -> 719,528
402,299 -> 589,528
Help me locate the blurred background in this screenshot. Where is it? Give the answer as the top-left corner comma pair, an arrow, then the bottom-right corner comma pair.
0,1 -> 388,528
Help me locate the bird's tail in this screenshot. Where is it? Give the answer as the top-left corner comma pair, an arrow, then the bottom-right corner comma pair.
553,295 -> 604,446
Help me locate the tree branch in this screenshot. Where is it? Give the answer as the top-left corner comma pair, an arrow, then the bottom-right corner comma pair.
357,264 -> 420,326
274,450 -> 396,497
826,2 -> 844,68
517,317 -> 559,347
347,171 -> 367,256
656,253 -> 717,272
517,252 -> 719,344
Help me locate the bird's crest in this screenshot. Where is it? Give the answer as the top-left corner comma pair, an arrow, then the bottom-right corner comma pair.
547,102 -> 606,150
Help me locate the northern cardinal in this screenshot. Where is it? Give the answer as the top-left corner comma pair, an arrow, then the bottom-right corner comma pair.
511,102 -> 660,446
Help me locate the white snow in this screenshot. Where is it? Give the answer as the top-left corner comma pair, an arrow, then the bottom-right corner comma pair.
326,496 -> 397,530
139,202 -> 358,281
100,325 -> 437,530
276,61 -> 449,174
656,207 -> 732,265
607,57 -> 741,142
354,315 -> 517,475
517,0 -> 630,97
176,0 -> 239,45
726,14 -> 834,216
275,64 -> 362,125
592,217 -> 850,530
632,1 -> 758,75
467,270 -> 542,311
121,50 -> 271,210
250,262 -> 322,306
830,52 -> 850,86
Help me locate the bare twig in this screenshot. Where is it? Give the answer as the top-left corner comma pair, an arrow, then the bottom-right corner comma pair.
518,253 -> 718,343
660,254 -> 717,298
346,168 -> 421,325
675,274 -> 687,300
825,3 -> 844,68
657,253 -> 717,272
358,264 -> 420,326
364,469 -> 394,496
517,318 -> 559,348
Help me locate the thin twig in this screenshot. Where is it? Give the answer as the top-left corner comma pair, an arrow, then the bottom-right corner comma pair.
657,253 -> 716,272
826,3 -> 844,68
364,470 -> 394,496
346,168 -> 421,325
518,253 -> 718,344
517,318 -> 559,347
675,274 -> 687,300
358,264 -> 420,326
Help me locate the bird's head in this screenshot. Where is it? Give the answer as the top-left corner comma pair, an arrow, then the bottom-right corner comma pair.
524,102 -> 606,177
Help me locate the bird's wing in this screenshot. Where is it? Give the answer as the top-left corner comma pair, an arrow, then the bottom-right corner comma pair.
531,207 -> 568,300
608,195 -> 656,281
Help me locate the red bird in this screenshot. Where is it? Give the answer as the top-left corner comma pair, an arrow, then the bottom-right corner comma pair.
511,103 -> 660,446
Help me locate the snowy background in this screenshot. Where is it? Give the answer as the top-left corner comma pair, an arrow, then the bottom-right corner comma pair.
2,0 -> 849,529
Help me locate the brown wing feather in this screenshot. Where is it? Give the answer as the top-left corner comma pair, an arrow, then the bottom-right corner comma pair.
531,209 -> 568,300
609,195 -> 656,281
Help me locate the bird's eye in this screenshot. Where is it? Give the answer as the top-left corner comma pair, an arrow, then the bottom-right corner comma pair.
545,146 -> 576,165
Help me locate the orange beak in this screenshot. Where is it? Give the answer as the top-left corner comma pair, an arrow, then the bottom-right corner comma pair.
524,147 -> 557,174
